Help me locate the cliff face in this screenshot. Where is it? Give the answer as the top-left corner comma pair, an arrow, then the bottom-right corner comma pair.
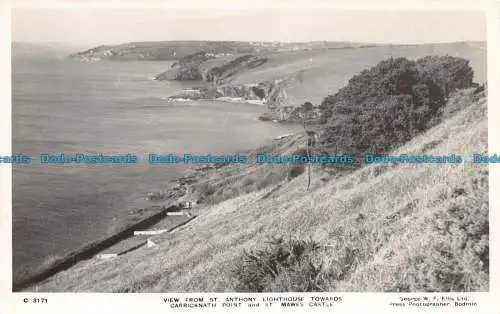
169,78 -> 286,103
169,75 -> 321,123
169,82 -> 269,101
215,76 -> 320,122
154,52 -> 215,80
201,55 -> 268,83
154,53 -> 268,82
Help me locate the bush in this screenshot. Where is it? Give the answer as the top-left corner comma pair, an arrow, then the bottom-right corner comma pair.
416,55 -> 474,100
287,164 -> 305,181
286,148 -> 310,180
318,56 -> 475,163
233,237 -> 326,292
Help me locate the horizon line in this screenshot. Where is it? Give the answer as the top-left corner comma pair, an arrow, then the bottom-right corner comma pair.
11,39 -> 487,46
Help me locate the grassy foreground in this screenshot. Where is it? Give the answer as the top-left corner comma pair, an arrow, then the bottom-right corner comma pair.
30,88 -> 488,292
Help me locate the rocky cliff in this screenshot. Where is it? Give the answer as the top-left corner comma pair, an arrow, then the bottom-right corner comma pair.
154,53 -> 268,82
160,51 -> 319,122
169,74 -> 321,123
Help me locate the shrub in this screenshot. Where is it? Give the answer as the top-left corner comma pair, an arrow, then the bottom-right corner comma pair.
286,148 -> 309,180
317,56 -> 475,165
232,237 -> 326,292
287,164 -> 305,181
416,55 -> 474,100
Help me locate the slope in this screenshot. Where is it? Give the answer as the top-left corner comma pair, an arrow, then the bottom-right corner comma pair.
30,88 -> 488,292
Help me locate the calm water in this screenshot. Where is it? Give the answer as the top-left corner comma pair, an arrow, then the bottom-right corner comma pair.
12,56 -> 300,279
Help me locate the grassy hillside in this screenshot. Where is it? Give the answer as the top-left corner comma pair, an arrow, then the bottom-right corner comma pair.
23,42 -> 487,292
68,41 -> 377,61
29,87 -> 488,292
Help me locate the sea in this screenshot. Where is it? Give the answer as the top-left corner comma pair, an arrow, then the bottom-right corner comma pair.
11,52 -> 300,280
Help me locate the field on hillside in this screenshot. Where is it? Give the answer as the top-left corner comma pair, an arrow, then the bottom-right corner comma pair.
68,40 -> 377,61
30,87 -> 488,292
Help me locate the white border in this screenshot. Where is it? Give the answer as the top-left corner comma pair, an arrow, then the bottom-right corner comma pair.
487,0 -> 500,298
4,0 -> 491,10
0,0 -> 13,311
7,293 -> 499,314
1,1 -> 499,314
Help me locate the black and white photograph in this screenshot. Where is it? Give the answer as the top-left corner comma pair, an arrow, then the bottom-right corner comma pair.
7,4 -> 490,299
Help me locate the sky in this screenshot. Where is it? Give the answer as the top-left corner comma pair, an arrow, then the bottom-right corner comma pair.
11,8 -> 486,46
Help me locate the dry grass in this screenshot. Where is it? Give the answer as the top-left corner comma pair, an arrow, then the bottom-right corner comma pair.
187,136 -> 311,206
30,92 -> 488,292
